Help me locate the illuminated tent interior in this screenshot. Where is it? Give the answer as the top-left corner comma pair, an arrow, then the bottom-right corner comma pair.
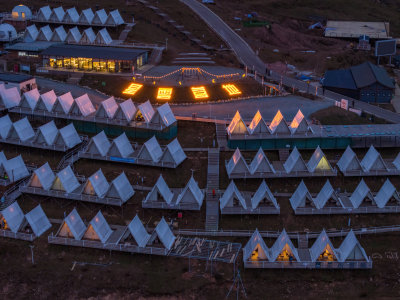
28,162 -> 56,191
0,201 -> 26,233
269,229 -> 300,262
307,146 -> 333,173
83,211 -> 113,243
309,230 -> 338,262
243,229 -> 270,261
57,208 -> 86,240
227,111 -> 248,135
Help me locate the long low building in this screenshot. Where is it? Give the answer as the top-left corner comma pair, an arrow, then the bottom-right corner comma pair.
41,44 -> 148,73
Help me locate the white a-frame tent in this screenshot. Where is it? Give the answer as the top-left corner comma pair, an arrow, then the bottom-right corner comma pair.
161,138 -> 187,166
54,123 -> 81,149
269,110 -> 291,134
106,9 -> 124,26
243,229 -> 270,261
37,25 -> 53,41
307,146 -> 333,173
25,205 -> 51,237
289,180 -> 314,210
95,96 -> 118,119
248,110 -> 269,135
53,92 -> 74,114
227,111 -> 248,135
137,136 -> 163,163
220,180 -> 247,210
108,133 -> 134,158
92,9 -> 108,25
51,25 -> 67,42
95,28 -> 112,45
154,217 -> 176,250
28,162 -> 55,191
249,147 -> 275,175
24,24 -> 39,42
152,103 -> 176,127
37,89 -> 57,112
309,229 -> 338,262
66,26 -> 82,43
34,121 -> 58,146
58,208 -> 86,240
127,215 -> 150,248
283,147 -> 307,173
114,99 -> 136,122
64,7 -> 80,23
251,180 -> 279,210
226,148 -> 249,177
37,6 -> 52,22
337,146 -> 362,173
393,152 -> 400,171
82,169 -> 109,198
8,117 -> 35,142
0,114 -> 12,139
349,179 -> 375,208
313,180 -> 343,209
137,100 -> 155,123
290,109 -> 309,134
374,179 -> 400,208
360,145 -> 388,172
83,211 -> 113,243
78,8 -> 94,25
21,88 -> 40,110
70,93 -> 95,116
176,176 -> 204,207
336,230 -> 370,262
52,165 -> 81,193
4,155 -> 29,182
269,229 -> 301,262
86,131 -> 111,157
144,175 -> 173,205
49,6 -> 65,22
0,201 -> 26,233
106,172 -> 135,203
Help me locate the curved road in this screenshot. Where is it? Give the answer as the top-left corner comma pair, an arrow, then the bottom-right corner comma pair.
181,0 -> 400,123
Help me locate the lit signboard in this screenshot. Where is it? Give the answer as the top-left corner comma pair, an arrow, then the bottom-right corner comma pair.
157,88 -> 173,100
191,86 -> 209,99
122,83 -> 143,95
222,84 -> 241,96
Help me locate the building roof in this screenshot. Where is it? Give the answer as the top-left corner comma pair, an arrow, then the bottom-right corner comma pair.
87,211 -> 113,243
161,138 -> 186,165
226,148 -> 249,176
41,44 -> 147,60
35,121 -> 58,146
243,229 -> 270,261
108,133 -> 134,158
249,147 -> 275,175
323,69 -> 357,90
106,172 -> 134,203
55,165 -> 80,193
25,204 -> 51,237
154,217 -> 176,250
145,175 -> 173,204
1,201 -> 25,233
220,180 -> 247,209
127,215 -> 150,247
325,21 -> 389,39
31,162 -> 56,191
176,176 -> 204,206
0,114 -> 12,139
10,117 -> 35,142
63,208 -> 86,240
83,169 -> 109,198
87,131 -> 111,157
251,180 -> 279,210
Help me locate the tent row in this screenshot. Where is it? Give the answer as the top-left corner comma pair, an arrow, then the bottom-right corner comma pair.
0,115 -> 81,151
219,180 -> 280,214
0,202 -> 51,241
142,175 -> 204,210
24,24 -> 113,45
0,152 -> 30,184
226,146 -> 336,178
51,211 -> 176,253
227,110 -> 311,136
83,131 -> 186,167
290,178 -> 400,214
337,145 -> 400,176
243,229 -> 371,269
21,164 -> 135,206
34,6 -> 124,26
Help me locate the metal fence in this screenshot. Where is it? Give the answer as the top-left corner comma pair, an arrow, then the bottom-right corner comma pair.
0,229 -> 35,241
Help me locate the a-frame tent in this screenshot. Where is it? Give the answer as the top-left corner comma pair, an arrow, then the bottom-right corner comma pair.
108,133 -> 134,158
289,180 -> 314,210
105,172 -> 135,203
34,120 -> 58,146
4,155 -> 29,182
269,229 -> 301,262
37,90 -> 57,112
176,176 -> 204,207
106,9 -> 124,26
8,117 -> 35,142
220,180 -> 247,210
53,92 -> 75,114
25,205 -> 51,237
243,229 -> 270,261
393,152 -> 400,171
54,123 -> 81,149
95,96 -> 118,119
269,110 -> 291,135
36,6 -> 52,22
66,26 -> 82,43
227,110 -> 248,135
63,7 -> 80,23
309,229 -> 338,262
154,217 -> 176,250
94,28 -> 112,45
248,110 -> 269,135
0,86 -> 21,108
78,8 -> 94,25
82,169 -> 109,198
251,180 -> 279,210
49,6 -> 65,22
152,103 -> 176,127
127,215 -> 151,247
337,146 -> 362,173
290,109 -> 309,134
70,93 -> 95,116
136,100 -> 155,123
349,179 -> 375,208
24,24 -> 39,42
360,145 -> 388,172
28,162 -> 55,191
226,148 -> 249,177
21,88 -> 40,110
374,179 -> 400,208
83,211 -> 113,243
92,9 -> 108,26
336,230 -> 370,262
0,201 -> 26,233
0,151 -> 6,176
86,131 -> 111,156
137,136 -> 163,163
57,208 -> 86,240
313,180 -> 343,209
37,25 -> 53,41
0,114 -> 13,139
114,99 -> 136,122
249,147 -> 275,175
307,146 -> 333,173
161,138 -> 186,166
52,165 -> 81,193
51,25 -> 67,42
283,147 -> 308,174
144,175 -> 173,205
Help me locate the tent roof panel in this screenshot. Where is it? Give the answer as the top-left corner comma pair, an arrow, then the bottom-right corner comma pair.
64,208 -> 86,240
58,123 -> 81,149
220,180 -> 247,209
55,165 -> 80,193
89,211 -> 113,243
1,201 -> 25,233
0,114 -> 12,139
128,215 -> 150,247
155,217 -> 176,250
22,88 -> 40,110
11,117 -> 35,142
74,94 -> 95,116
33,162 -> 56,191
25,204 -> 51,237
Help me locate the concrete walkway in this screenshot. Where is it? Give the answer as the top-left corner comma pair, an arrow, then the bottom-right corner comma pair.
392,84 -> 400,113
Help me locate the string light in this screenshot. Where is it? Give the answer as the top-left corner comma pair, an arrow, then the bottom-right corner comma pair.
143,67 -> 241,80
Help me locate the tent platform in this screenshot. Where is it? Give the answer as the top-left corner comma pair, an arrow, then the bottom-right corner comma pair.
340,161 -> 400,176
243,260 -> 372,269
221,206 -> 280,215
142,187 -> 204,210
0,136 -> 83,152
293,204 -> 400,215
0,229 -> 35,241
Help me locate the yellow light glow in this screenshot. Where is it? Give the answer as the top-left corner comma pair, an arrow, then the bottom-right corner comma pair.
122,83 -> 143,95
191,86 -> 209,99
222,84 -> 242,96
157,88 -> 173,100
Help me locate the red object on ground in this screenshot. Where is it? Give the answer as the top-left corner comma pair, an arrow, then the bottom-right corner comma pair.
178,212 -> 183,219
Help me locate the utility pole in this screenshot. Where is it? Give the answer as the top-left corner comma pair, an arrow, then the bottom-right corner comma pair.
29,245 -> 35,264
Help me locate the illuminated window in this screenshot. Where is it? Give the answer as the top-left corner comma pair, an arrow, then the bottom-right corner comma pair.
12,12 -> 19,19
191,86 -> 208,99
222,84 -> 241,96
122,83 -> 143,95
157,88 -> 173,100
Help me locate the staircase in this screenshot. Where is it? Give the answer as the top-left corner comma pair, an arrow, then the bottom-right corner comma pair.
57,139 -> 88,170
297,234 -> 311,261
215,123 -> 227,149
0,177 -> 29,211
205,148 -> 220,231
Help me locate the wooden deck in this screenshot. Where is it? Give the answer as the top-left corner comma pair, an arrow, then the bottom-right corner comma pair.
220,191 -> 280,214
340,161 -> 400,177
294,205 -> 400,215
243,260 -> 372,269
0,229 -> 35,241
0,136 -> 82,152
